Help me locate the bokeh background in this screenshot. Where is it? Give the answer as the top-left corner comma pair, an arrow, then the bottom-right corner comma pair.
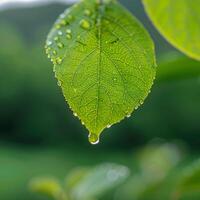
0,0 -> 200,200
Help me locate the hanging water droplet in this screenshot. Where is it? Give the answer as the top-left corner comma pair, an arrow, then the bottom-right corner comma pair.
58,31 -> 63,36
135,106 -> 139,110
84,9 -> 92,16
47,54 -> 51,58
79,19 -> 91,30
73,112 -> 78,117
57,42 -> 64,49
82,121 -> 85,125
88,133 -> 99,145
66,34 -> 72,39
107,124 -> 111,128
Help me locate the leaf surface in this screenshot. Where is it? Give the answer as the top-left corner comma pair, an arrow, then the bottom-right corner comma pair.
143,0 -> 200,60
46,0 -> 156,143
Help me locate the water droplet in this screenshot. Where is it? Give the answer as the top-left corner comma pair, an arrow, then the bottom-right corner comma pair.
56,24 -> 61,29
60,19 -> 67,26
84,9 -> 92,16
66,34 -> 72,39
47,41 -> 52,46
139,100 -> 144,105
88,133 -> 99,145
55,57 -> 62,65
113,78 -> 117,81
73,112 -> 78,117
135,106 -> 139,110
47,54 -> 51,58
57,80 -> 62,86
58,31 -> 63,36
60,13 -> 65,19
82,121 -> 85,125
57,42 -> 64,49
79,19 -> 90,30
53,50 -> 57,55
66,29 -> 72,34
126,114 -> 131,118
46,48 -> 50,54
107,124 -> 111,128
54,36 -> 59,41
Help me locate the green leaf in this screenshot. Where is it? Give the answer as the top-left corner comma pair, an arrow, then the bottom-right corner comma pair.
65,167 -> 90,190
157,52 -> 200,83
45,0 -> 156,143
143,0 -> 200,61
70,163 -> 130,200
29,177 -> 62,199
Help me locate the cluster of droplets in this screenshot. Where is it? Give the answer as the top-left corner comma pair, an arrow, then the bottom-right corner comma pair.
45,7 -> 94,68
45,11 -> 75,65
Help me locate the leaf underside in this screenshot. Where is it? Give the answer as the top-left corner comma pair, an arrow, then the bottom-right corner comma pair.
143,0 -> 200,61
45,0 -> 156,143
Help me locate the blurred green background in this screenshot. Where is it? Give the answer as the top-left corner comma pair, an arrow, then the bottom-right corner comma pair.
0,0 -> 200,200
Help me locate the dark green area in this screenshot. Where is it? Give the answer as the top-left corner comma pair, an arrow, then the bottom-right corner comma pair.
0,1 -> 200,200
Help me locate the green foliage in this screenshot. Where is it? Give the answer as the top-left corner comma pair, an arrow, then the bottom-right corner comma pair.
45,0 -> 156,143
143,0 -> 200,60
29,178 -> 62,199
116,142 -> 183,200
157,52 -> 200,83
70,163 -> 129,200
29,163 -> 130,200
172,159 -> 200,200
29,143 -> 200,200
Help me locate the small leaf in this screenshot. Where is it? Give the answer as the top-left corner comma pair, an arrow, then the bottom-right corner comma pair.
46,0 -> 156,143
29,177 -> 62,198
70,163 -> 130,200
143,0 -> 200,60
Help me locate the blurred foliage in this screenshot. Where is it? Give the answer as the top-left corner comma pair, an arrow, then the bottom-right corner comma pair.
30,163 -> 129,200
29,142 -> 200,200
